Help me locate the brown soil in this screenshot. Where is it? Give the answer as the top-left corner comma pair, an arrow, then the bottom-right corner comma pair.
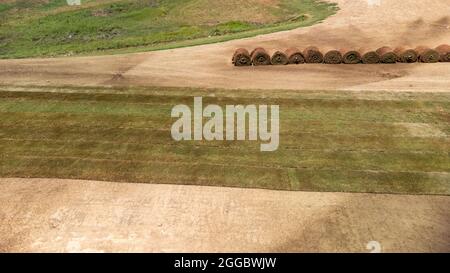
1,178 -> 449,253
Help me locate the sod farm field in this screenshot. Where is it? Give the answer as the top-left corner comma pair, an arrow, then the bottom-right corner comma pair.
0,0 -> 337,58
1,85 -> 449,195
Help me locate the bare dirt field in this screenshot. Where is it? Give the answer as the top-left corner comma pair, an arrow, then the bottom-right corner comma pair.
1,0 -> 450,253
1,178 -> 449,253
0,0 -> 449,91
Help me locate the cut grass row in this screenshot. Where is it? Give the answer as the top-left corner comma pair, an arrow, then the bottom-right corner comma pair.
3,156 -> 449,194
2,140 -> 448,172
1,92 -> 449,123
0,85 -> 449,195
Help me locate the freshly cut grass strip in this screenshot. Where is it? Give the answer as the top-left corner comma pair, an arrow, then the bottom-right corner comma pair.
394,47 -> 418,63
232,48 -> 251,66
303,46 -> 323,63
376,47 -> 397,63
1,86 -> 450,195
340,49 -> 361,64
415,46 -> 440,63
360,49 -> 380,64
285,47 -> 305,64
323,50 -> 342,64
435,44 -> 450,62
251,47 -> 271,66
271,50 -> 289,65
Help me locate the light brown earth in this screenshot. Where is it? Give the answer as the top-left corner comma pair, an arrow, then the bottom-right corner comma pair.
1,0 -> 450,253
1,178 -> 449,253
0,0 -> 449,91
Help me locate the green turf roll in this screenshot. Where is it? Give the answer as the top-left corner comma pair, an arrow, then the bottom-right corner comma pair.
271,50 -> 289,65
415,46 -> 440,63
303,46 -> 323,63
435,44 -> 450,62
393,47 -> 418,63
360,49 -> 380,64
285,47 -> 305,64
323,50 -> 342,64
376,47 -> 397,64
340,49 -> 361,64
251,47 -> 271,66
232,48 -> 252,66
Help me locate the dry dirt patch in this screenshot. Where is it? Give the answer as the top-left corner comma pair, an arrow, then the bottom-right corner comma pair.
1,178 -> 449,253
397,123 -> 447,137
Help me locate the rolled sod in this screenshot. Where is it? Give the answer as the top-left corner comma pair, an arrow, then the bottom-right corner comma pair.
360,49 -> 380,64
303,46 -> 323,63
394,47 -> 418,63
285,47 -> 305,64
251,47 -> 271,66
232,48 -> 251,66
323,50 -> 342,64
415,46 -> 440,63
340,49 -> 361,64
271,51 -> 289,65
435,44 -> 450,62
376,47 -> 398,63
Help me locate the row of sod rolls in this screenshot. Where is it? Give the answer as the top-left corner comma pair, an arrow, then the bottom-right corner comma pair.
232,45 -> 450,66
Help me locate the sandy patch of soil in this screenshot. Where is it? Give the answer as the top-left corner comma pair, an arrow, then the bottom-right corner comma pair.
1,178 -> 449,253
397,123 -> 447,137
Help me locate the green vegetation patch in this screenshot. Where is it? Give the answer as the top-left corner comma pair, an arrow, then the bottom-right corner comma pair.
0,85 -> 449,195
0,0 -> 338,58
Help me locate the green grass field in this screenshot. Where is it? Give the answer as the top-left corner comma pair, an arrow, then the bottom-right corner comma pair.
1,85 -> 449,195
0,0 -> 337,58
